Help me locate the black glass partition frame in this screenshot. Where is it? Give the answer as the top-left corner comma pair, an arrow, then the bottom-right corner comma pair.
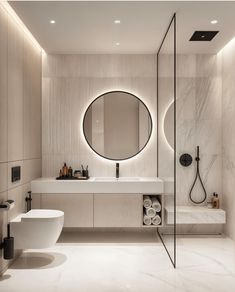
157,14 -> 176,268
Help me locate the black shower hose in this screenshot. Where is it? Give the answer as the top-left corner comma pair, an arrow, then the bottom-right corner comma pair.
189,146 -> 207,204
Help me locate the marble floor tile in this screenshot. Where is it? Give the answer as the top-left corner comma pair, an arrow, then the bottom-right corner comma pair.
0,232 -> 235,292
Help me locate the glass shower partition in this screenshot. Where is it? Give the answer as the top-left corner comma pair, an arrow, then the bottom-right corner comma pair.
157,14 -> 176,267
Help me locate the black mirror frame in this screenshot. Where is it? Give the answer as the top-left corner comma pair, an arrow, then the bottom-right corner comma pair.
82,90 -> 153,161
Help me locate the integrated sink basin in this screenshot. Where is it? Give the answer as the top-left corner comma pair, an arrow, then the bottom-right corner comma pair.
31,177 -> 164,194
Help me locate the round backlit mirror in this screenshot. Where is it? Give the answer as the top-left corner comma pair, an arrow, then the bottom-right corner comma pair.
83,91 -> 152,160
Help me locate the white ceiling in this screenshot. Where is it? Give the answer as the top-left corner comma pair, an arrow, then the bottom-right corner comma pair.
9,1 -> 235,54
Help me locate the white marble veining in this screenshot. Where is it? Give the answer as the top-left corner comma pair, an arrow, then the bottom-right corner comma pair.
1,232 -> 235,292
165,206 -> 226,225
159,54 -> 222,201
220,38 -> 235,241
31,177 -> 164,194
176,54 -> 222,207
158,54 -> 222,235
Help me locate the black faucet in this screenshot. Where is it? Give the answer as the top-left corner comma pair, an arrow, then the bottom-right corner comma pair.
25,191 -> 32,212
116,163 -> 119,179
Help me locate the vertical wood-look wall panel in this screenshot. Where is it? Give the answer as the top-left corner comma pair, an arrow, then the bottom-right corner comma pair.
7,16 -> 24,161
0,6 -> 8,163
42,54 -> 157,177
23,37 -> 42,159
0,4 -> 42,275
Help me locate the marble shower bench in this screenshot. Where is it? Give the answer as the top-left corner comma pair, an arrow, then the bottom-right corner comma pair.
165,206 -> 226,225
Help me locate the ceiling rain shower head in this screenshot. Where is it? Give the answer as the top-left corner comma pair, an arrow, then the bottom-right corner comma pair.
189,31 -> 219,41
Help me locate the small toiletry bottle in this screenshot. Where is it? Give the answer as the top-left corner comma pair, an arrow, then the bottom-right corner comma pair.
59,169 -> 63,177
211,192 -> 216,206
62,163 -> 68,176
84,165 -> 89,178
65,164 -> 69,176
213,194 -> 220,209
68,166 -> 73,177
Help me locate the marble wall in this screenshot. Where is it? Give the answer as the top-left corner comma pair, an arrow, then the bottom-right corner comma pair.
0,4 -> 42,275
176,54 -> 222,206
220,38 -> 235,241
159,54 -> 222,202
42,54 -> 157,177
158,53 -> 222,234
176,54 -> 222,234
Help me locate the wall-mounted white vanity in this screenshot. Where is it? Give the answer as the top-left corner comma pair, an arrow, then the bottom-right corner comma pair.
31,177 -> 170,228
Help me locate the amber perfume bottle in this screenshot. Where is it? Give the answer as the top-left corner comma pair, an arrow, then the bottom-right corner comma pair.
62,163 -> 68,176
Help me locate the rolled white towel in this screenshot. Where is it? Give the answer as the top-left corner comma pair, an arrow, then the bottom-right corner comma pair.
152,197 -> 161,212
143,215 -> 151,226
143,195 -> 152,208
145,207 -> 156,218
152,214 -> 161,226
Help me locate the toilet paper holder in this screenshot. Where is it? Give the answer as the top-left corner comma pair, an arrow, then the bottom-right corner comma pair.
0,200 -> 15,211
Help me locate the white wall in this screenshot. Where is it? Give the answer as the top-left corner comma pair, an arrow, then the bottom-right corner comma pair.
0,5 -> 42,274
42,54 -> 157,177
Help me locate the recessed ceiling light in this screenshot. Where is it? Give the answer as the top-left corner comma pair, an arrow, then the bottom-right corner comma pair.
50,20 -> 55,24
116,42 -> 120,46
211,20 -> 218,24
114,20 -> 121,24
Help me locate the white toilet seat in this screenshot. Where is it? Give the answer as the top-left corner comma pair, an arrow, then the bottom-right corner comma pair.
12,209 -> 64,222
11,209 -> 64,249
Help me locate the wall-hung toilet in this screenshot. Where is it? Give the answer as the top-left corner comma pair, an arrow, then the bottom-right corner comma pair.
10,209 -> 64,249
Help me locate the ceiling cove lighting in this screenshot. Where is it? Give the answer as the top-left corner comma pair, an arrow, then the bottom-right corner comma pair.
218,36 -> 235,55
0,1 -> 42,51
211,20 -> 218,24
114,20 -> 121,24
50,20 -> 55,24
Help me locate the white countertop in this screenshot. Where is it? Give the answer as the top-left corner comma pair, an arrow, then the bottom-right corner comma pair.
31,177 -> 164,194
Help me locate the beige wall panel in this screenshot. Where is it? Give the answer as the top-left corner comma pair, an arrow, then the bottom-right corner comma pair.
0,163 -> 8,193
0,7 -> 8,163
41,194 -> 93,228
42,54 -> 157,177
94,194 -> 142,227
23,38 -> 41,159
23,158 -> 41,184
7,16 -> 24,161
0,6 -> 42,274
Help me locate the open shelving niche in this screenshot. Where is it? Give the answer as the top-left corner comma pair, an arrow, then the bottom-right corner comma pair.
141,194 -> 164,227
